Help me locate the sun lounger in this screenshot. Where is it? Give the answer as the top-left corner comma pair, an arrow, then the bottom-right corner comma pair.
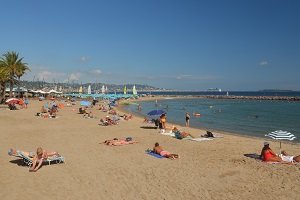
8,149 -> 65,168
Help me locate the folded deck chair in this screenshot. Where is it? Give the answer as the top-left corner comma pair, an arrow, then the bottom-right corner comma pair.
8,149 -> 65,168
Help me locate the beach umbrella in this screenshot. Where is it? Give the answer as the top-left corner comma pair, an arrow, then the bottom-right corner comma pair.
147,109 -> 165,117
265,130 -> 296,149
5,98 -> 20,104
80,101 -> 91,107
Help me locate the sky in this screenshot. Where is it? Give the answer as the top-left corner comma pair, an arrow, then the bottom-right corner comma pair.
0,0 -> 299,91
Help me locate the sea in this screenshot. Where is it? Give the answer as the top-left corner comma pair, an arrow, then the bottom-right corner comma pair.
123,91 -> 300,142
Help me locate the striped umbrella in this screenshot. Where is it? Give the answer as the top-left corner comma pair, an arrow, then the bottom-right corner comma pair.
265,130 -> 296,149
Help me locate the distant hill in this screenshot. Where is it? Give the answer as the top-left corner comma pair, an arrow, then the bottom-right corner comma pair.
19,80 -> 162,93
259,89 -> 294,92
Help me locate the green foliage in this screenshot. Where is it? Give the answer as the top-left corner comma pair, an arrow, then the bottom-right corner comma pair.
0,51 -> 30,99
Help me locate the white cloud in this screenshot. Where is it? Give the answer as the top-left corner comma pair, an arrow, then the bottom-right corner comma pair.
37,70 -> 65,82
80,56 -> 90,62
89,69 -> 102,75
69,72 -> 82,81
176,75 -> 192,80
259,60 -> 269,66
176,74 -> 217,80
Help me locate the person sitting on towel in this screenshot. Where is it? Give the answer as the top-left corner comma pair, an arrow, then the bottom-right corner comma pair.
153,142 -> 179,159
172,127 -> 194,139
260,142 -> 290,163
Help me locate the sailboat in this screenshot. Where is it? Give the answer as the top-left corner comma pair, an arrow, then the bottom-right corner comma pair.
87,85 -> 91,95
123,85 -> 127,94
101,85 -> 105,94
79,86 -> 83,94
105,86 -> 108,93
132,85 -> 137,96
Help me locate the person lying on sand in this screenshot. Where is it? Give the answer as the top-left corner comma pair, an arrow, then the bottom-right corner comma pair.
9,147 -> 60,172
260,142 -> 290,163
153,142 -> 179,160
101,137 -> 138,146
279,150 -> 300,163
172,127 -> 194,139
201,131 -> 215,138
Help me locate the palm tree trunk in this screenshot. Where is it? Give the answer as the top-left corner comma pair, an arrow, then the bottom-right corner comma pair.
0,82 -> 5,104
9,79 -> 14,97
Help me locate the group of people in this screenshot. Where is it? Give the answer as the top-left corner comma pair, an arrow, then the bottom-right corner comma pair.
101,138 -> 179,160
260,142 -> 300,163
38,100 -> 59,118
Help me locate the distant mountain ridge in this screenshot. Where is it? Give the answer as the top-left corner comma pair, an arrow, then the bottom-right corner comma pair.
19,80 -> 161,93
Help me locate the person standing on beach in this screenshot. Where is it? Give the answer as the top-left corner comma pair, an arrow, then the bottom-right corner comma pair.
160,113 -> 167,129
24,97 -> 29,109
185,112 -> 190,127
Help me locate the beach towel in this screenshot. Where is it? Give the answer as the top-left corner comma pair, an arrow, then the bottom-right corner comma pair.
185,137 -> 214,142
145,150 -> 164,159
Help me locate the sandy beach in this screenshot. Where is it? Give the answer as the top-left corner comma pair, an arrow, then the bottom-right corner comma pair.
1,98 -> 300,200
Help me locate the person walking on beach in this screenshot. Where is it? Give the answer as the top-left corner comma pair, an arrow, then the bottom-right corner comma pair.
185,112 -> 190,127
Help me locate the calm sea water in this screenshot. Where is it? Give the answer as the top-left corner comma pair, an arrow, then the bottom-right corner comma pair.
124,97 -> 300,142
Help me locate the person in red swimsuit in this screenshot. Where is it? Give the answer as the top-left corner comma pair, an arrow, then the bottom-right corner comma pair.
260,142 -> 287,162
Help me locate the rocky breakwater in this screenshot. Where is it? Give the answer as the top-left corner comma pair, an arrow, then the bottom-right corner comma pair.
201,95 -> 300,101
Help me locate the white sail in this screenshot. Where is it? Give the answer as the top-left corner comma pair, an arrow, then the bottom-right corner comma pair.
88,85 -> 91,94
123,85 -> 127,94
101,85 -> 105,94
59,86 -> 62,92
105,86 -> 108,93
132,85 -> 137,95
54,85 -> 58,91
79,86 -> 83,94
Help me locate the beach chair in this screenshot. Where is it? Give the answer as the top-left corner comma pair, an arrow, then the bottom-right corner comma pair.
8,149 -> 65,169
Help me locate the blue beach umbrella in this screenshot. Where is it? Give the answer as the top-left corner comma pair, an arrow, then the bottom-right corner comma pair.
80,101 -> 91,107
147,109 -> 165,117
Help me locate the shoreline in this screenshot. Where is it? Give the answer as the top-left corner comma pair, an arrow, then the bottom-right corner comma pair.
118,96 -> 300,146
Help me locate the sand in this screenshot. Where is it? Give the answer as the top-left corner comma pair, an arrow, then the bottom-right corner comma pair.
0,98 -> 300,200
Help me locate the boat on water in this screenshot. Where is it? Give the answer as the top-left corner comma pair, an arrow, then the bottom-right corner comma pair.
207,88 -> 222,92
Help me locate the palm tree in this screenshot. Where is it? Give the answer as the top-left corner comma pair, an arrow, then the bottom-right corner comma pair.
0,51 -> 29,97
0,66 -> 9,103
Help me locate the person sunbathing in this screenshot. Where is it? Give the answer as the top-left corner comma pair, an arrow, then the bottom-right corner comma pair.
260,142 -> 290,163
280,150 -> 300,163
153,142 -> 179,159
9,147 -> 60,172
29,147 -> 60,172
172,127 -> 194,139
102,137 -> 138,146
